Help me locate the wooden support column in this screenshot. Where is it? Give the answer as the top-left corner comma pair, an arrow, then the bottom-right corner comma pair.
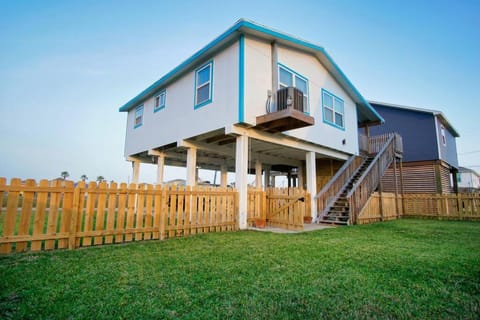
220,165 -> 228,187
128,158 -> 140,184
264,166 -> 271,189
298,165 -> 304,189
393,157 -> 399,218
235,135 -> 249,229
378,162 -> 384,221
255,159 -> 262,190
149,150 -> 166,185
400,159 -> 405,215
306,151 -> 317,220
186,147 -> 197,187
156,154 -> 165,185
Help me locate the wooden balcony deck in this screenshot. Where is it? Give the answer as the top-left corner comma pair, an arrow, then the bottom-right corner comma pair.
255,108 -> 314,133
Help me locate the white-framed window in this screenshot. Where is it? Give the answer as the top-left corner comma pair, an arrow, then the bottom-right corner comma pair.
194,61 -> 213,108
322,89 -> 344,130
278,64 -> 309,112
154,90 -> 166,112
134,105 -> 144,128
440,125 -> 447,146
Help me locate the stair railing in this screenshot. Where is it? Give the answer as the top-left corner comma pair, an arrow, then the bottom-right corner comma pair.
314,155 -> 363,219
347,133 -> 397,224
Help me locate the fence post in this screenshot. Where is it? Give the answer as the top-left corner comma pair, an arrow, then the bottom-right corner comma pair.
159,187 -> 167,239
68,181 -> 83,250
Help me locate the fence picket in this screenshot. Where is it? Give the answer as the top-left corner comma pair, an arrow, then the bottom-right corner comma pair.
168,186 -> 176,238
59,181 -> 74,249
81,182 -> 97,247
69,181 -> 84,249
125,183 -> 136,242
0,178 -> 21,253
160,187 -> 168,240
45,179 -> 60,250
144,184 -> 153,240
115,183 -> 127,243
190,187 -> 198,235
31,179 -> 49,251
16,179 -> 36,252
152,184 -> 162,240
105,182 -> 117,244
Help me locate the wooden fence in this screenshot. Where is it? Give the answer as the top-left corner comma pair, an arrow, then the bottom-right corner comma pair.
248,188 -> 309,231
358,192 -> 480,223
357,193 -> 401,224
0,178 -> 237,254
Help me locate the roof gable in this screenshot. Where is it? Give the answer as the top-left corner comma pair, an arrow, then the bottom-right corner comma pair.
119,19 -> 383,125
369,101 -> 460,137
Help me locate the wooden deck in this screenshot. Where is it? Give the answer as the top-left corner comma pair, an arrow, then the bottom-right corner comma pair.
255,108 -> 314,133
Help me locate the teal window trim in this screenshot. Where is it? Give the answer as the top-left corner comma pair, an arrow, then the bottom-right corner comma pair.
277,63 -> 309,114
194,60 -> 214,109
322,89 -> 345,131
134,104 -> 144,129
153,89 -> 166,113
238,34 -> 245,123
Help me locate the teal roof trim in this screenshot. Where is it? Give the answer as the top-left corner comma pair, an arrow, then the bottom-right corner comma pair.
119,20 -> 244,112
119,18 -> 384,125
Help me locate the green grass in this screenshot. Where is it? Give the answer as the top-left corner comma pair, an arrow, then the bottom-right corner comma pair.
1,219 -> 479,319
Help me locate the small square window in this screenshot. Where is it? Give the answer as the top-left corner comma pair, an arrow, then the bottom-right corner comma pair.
154,90 -> 166,112
134,105 -> 144,128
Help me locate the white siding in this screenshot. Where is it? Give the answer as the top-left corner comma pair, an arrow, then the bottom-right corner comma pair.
244,37 -> 272,124
124,42 -> 239,156
244,37 -> 359,155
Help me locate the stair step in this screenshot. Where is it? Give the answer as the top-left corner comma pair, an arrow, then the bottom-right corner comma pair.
319,219 -> 348,225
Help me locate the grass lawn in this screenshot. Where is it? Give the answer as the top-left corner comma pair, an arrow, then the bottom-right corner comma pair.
0,219 -> 479,319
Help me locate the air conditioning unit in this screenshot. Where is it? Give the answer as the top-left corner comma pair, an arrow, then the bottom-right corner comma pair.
277,87 -> 304,112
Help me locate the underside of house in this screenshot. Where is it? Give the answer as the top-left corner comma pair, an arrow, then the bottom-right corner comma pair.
128,122 -> 404,227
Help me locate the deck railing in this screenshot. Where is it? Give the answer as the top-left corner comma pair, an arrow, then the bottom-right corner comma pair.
314,156 -> 364,217
347,134 -> 397,224
359,132 -> 403,155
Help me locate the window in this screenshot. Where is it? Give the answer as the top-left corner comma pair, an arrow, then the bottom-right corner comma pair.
134,105 -> 143,128
440,125 -> 446,146
322,89 -> 344,129
195,61 -> 213,108
154,90 -> 166,112
278,64 -> 309,112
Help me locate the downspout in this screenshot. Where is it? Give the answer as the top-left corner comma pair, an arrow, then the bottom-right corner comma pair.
271,41 -> 279,112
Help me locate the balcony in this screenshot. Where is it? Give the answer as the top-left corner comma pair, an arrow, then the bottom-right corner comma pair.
255,87 -> 315,133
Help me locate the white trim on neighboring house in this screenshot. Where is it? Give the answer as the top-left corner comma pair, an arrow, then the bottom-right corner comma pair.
440,125 -> 446,146
433,116 -> 442,159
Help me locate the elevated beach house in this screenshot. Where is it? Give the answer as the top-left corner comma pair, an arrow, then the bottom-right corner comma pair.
119,19 -> 402,227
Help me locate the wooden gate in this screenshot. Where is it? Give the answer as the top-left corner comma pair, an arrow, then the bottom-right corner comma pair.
248,188 -> 309,231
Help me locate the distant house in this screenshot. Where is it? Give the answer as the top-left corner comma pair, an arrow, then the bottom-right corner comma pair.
366,101 -> 460,194
457,167 -> 480,193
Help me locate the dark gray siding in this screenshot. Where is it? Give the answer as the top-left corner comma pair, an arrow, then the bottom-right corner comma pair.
366,104 -> 438,162
436,117 -> 459,168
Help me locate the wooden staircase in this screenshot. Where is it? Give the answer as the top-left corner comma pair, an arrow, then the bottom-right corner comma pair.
319,157 -> 373,225
315,133 -> 403,225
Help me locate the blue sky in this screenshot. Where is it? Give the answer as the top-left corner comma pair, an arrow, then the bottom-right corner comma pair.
1,0 -> 479,183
